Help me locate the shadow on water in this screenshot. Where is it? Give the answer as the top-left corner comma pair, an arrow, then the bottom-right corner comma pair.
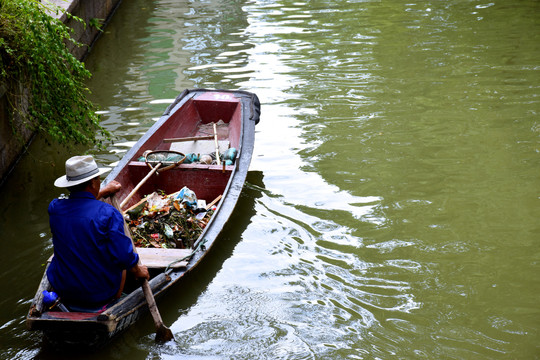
30,171 -> 265,359
156,171 -> 265,326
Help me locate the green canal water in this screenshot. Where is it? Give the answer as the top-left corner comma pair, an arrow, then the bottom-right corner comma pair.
1,0 -> 539,358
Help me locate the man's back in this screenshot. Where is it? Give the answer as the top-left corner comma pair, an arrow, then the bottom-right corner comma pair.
47,191 -> 138,307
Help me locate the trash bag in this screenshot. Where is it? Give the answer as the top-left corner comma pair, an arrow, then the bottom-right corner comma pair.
222,147 -> 237,165
183,153 -> 200,164
223,147 -> 237,161
176,186 -> 198,209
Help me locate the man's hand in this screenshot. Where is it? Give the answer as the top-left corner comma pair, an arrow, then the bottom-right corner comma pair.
97,180 -> 122,199
130,263 -> 150,280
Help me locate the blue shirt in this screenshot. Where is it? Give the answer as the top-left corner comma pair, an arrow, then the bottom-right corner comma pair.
46,191 -> 139,306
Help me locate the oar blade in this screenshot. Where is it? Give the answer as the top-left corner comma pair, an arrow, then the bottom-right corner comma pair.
155,324 -> 174,343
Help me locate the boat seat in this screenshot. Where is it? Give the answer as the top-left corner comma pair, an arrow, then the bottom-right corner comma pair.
137,247 -> 193,269
169,139 -> 230,155
47,248 -> 193,269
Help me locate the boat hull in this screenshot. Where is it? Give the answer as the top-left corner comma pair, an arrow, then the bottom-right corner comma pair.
26,89 -> 260,349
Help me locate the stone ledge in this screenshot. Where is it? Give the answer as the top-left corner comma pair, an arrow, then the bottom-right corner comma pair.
47,0 -> 77,21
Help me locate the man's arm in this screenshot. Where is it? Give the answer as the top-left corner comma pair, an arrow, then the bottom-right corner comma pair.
130,263 -> 150,280
97,180 -> 122,200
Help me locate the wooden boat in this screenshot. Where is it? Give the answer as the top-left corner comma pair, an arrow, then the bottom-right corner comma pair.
26,89 -> 261,348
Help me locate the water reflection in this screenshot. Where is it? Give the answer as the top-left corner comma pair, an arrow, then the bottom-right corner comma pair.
2,0 -> 539,358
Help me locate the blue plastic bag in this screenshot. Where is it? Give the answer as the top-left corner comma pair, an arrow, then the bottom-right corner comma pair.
177,186 -> 198,209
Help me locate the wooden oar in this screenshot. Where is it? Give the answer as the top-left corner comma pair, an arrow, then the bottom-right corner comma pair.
119,163 -> 161,209
120,151 -> 185,210
163,135 -> 214,143
111,196 -> 174,343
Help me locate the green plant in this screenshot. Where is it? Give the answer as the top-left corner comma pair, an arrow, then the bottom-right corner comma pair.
89,17 -> 104,32
0,0 -> 109,147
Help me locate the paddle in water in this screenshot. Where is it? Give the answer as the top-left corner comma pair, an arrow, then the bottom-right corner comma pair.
110,195 -> 174,343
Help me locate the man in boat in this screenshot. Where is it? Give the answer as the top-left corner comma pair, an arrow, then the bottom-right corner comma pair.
47,155 -> 149,312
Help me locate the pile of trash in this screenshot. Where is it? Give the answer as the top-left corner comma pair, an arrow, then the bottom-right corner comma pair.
124,187 -> 215,249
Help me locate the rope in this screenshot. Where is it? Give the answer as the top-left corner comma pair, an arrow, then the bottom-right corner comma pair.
164,237 -> 208,273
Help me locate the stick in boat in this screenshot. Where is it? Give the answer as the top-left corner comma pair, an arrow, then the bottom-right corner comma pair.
120,163 -> 161,209
206,194 -> 222,210
111,195 -> 174,343
121,151 -> 186,209
213,123 -> 221,166
163,135 -> 214,143
123,195 -> 149,214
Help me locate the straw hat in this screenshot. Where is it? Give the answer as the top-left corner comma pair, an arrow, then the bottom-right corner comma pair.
54,155 -> 109,188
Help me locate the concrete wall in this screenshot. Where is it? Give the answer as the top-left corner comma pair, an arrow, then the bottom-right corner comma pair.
0,0 -> 123,184
49,0 -> 124,61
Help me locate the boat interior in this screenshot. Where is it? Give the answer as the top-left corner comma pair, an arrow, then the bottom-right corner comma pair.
118,95 -> 243,210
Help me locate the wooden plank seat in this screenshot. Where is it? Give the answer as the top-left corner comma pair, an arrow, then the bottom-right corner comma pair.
47,248 -> 193,269
169,139 -> 230,155
137,247 -> 193,269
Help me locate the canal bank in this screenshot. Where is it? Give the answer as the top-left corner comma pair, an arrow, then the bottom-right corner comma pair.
0,0 -> 122,184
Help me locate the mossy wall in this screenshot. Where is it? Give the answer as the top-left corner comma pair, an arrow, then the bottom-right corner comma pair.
0,0 -> 122,183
